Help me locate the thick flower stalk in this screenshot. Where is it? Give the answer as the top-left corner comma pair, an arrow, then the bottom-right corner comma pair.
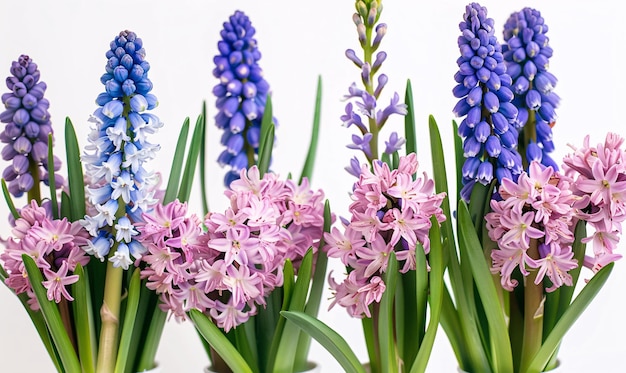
213,11 -> 275,186
503,8 -> 560,169
139,166 -> 325,331
485,161 -> 580,292
453,3 -> 522,201
562,132 -> 626,272
1,55 -> 63,200
0,200 -> 90,309
82,30 -> 161,268
341,0 -> 407,171
326,154 -> 445,317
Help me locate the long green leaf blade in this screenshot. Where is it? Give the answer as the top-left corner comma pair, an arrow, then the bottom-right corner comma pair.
64,118 -> 85,221
379,252 -> 399,373
22,255 -> 81,372
163,117 -> 190,204
135,307 -> 167,372
1,179 -> 19,220
404,80 -> 417,156
527,263 -> 614,373
177,114 -> 204,202
71,264 -> 96,373
299,76 -> 322,183
281,311 -> 366,373
189,309 -> 253,373
199,101 -> 210,215
257,124 -> 275,177
258,96 -> 273,169
115,269 -> 141,373
47,134 -> 59,219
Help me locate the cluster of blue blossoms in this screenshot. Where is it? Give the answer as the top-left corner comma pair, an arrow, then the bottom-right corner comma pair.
0,55 -> 63,198
453,3 -> 523,201
503,7 -> 559,169
213,11 -> 273,186
82,30 -> 161,269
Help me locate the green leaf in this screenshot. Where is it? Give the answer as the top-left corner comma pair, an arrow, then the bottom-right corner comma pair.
22,255 -> 81,372
556,220 -> 587,318
299,76 -> 322,183
163,117 -> 190,204
258,95 -> 274,172
135,306 -> 167,372
280,311 -> 366,373
527,263 -> 614,373
71,264 -> 96,373
452,120 -> 464,198
115,269 -> 141,373
265,261 -> 294,371
199,101 -> 210,216
189,309 -> 253,373
273,249 -> 314,373
404,80 -> 417,156
64,118 -> 86,221
411,219 -> 444,373
458,202 -> 513,373
177,114 -> 204,203
47,134 -> 58,219
379,252 -> 399,373
234,324 -> 259,372
1,179 -> 19,220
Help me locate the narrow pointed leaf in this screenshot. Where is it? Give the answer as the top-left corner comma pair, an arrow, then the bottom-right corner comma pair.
299,76 -> 322,182
404,80 -> 417,156
177,114 -> 204,202
1,179 -> 19,220
71,264 -> 96,373
135,306 -> 167,372
47,134 -> 58,219
164,117 -> 190,204
64,118 -> 85,221
22,255 -> 81,372
199,101 -> 210,215
115,269 -> 141,373
379,251 -> 399,373
189,309 -> 253,373
281,311 -> 366,373
258,95 -> 273,170
257,123 -> 275,177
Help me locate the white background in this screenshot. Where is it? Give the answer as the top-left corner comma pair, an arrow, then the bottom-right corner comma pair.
1,0 -> 625,372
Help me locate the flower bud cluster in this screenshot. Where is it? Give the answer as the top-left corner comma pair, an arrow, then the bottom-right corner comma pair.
453,3 -> 523,201
0,55 -> 63,197
342,0 -> 407,169
486,162 -> 579,292
562,133 -> 626,272
81,30 -> 162,269
213,11 -> 274,186
0,200 -> 90,309
326,153 -> 445,317
139,167 -> 326,331
503,8 -> 559,169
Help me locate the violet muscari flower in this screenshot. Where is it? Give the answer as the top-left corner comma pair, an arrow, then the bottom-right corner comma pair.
342,1 -> 407,167
0,55 -> 63,198
139,167 -> 326,330
213,11 -> 276,186
453,3 -> 523,201
326,154 -> 446,317
503,7 -> 560,169
81,30 -> 161,269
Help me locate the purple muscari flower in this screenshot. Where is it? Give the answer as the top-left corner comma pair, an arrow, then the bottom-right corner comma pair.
341,0 -> 406,167
81,30 -> 161,269
503,7 -> 560,169
213,11 -> 277,186
1,55 -> 63,198
453,3 -> 523,201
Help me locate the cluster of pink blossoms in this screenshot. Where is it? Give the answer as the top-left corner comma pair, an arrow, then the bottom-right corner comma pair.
0,200 -> 91,309
486,162 -> 581,292
138,166 -> 326,331
325,153 -> 446,318
562,132 -> 626,271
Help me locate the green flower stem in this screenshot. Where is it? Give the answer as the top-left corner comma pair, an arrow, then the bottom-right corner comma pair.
520,239 -> 543,373
362,4 -> 378,162
96,255 -> 123,373
27,160 -> 41,203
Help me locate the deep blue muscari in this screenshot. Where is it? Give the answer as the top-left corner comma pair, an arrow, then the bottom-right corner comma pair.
502,7 -> 560,170
0,55 -> 63,198
213,10 -> 274,186
453,2 -> 523,201
82,30 -> 161,269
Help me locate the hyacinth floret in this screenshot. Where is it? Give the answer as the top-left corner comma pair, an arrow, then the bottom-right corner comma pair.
0,200 -> 91,310
81,30 -> 161,269
453,2 -> 523,201
213,11 -> 275,186
139,166 -> 326,331
326,153 -> 446,317
562,132 -> 626,272
342,0 -> 407,167
502,7 -> 560,169
1,55 -> 63,198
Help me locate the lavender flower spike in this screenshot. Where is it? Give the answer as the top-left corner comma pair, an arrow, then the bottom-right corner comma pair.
453,3 -> 523,201
213,10 -> 276,186
81,30 -> 161,269
1,55 -> 63,199
503,7 -> 560,169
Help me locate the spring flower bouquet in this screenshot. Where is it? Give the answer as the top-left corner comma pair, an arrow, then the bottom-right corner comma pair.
0,31 -> 204,373
438,3 -> 622,373
283,1 -> 448,372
